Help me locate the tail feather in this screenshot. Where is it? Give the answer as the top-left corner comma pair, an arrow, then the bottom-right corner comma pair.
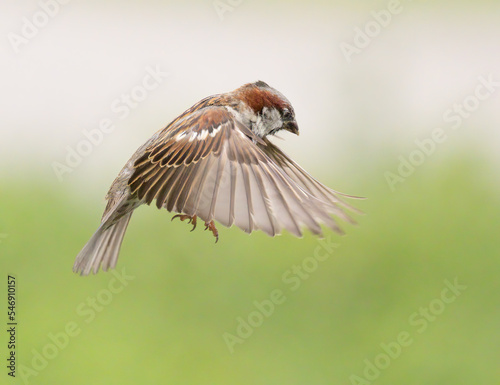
73,212 -> 133,275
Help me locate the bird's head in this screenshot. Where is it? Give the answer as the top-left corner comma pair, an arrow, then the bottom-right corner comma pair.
232,81 -> 299,138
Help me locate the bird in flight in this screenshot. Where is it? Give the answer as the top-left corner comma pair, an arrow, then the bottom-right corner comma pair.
74,81 -> 361,275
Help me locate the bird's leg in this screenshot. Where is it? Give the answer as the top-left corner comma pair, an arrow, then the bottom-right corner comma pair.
204,220 -> 219,243
171,214 -> 197,232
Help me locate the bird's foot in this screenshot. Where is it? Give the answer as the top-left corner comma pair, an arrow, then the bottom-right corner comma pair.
171,214 -> 197,232
204,220 -> 219,243
172,214 -> 218,242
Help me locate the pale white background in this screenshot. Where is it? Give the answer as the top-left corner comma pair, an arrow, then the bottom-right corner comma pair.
1,0 -> 499,201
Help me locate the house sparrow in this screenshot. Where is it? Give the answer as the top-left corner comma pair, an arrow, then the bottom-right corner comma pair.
74,81 -> 361,275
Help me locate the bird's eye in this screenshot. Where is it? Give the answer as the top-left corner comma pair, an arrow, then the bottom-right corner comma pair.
283,109 -> 293,121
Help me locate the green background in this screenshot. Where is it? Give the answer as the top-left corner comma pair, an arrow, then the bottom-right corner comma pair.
2,152 -> 499,384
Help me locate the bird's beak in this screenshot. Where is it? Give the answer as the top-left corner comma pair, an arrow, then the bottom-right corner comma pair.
283,120 -> 299,136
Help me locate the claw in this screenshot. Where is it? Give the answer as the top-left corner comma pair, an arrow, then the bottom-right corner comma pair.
172,214 -> 218,242
172,214 -> 197,232
204,220 -> 219,243
190,216 -> 197,232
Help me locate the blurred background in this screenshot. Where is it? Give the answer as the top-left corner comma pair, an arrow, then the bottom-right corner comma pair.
1,0 -> 499,384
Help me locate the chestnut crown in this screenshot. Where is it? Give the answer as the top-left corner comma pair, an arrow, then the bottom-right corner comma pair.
233,81 -> 298,138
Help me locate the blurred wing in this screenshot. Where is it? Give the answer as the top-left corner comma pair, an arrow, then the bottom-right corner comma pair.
129,106 -> 356,237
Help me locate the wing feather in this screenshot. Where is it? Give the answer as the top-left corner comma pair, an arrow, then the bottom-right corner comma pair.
173,161 -> 201,214
208,151 -> 226,220
228,158 -> 237,227
240,162 -> 255,233
249,163 -> 278,236
256,162 -> 302,237
128,105 -> 359,237
143,169 -> 168,204
155,167 -> 182,209
261,138 -> 363,217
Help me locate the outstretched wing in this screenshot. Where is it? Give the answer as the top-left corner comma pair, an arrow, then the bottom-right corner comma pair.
128,106 -> 357,237
259,137 -> 363,218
